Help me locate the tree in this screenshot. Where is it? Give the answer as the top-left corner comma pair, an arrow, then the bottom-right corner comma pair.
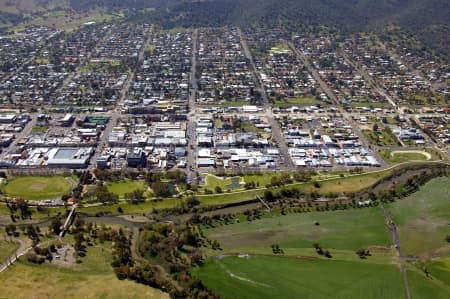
373,123 -> 379,132
51,218 -> 62,235
214,186 -> 223,193
151,182 -> 174,198
186,196 -> 200,208
264,190 -> 275,202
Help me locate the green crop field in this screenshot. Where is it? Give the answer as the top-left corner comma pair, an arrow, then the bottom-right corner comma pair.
192,256 -> 411,299
106,180 -> 147,197
0,244 -> 168,299
387,176 -> 450,256
2,176 -> 73,201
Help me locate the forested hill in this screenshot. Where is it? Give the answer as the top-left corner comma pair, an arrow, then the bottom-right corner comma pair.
1,0 -> 448,54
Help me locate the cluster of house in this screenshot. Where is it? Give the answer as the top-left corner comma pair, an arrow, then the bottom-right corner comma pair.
97,116 -> 189,170
0,25 -> 59,78
197,28 -> 257,106
127,31 -> 192,114
247,31 -> 327,106
414,113 -> 450,145
344,36 -> 443,108
295,36 -> 388,109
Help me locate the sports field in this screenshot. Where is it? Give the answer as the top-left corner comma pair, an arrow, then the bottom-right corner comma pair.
2,176 -> 73,200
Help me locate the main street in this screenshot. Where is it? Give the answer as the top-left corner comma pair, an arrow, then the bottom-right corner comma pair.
238,28 -> 295,171
186,29 -> 199,184
90,26 -> 154,168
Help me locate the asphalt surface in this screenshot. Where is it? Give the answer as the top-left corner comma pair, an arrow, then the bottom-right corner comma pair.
380,205 -> 411,299
238,28 -> 295,171
0,238 -> 32,273
186,29 -> 199,184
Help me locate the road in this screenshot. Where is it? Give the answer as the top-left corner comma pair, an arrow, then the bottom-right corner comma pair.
90,26 -> 153,168
0,115 -> 37,160
238,28 -> 294,170
0,238 -> 32,273
380,205 -> 411,299
186,29 -> 199,184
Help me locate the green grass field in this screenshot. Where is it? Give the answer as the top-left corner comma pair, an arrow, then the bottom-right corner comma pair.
0,244 -> 168,299
204,175 -> 243,191
387,176 -> 450,256
192,256 -> 411,299
196,176 -> 450,298
106,180 -> 147,198
206,207 -> 390,252
0,240 -> 19,263
2,176 -> 73,201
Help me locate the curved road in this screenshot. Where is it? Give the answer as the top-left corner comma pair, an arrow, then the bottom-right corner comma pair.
0,238 -> 32,273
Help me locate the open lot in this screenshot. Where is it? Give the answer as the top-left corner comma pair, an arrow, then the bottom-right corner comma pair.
0,243 -> 168,299
2,176 -> 73,201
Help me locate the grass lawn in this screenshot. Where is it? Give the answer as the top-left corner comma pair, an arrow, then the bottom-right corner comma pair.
106,180 -> 147,198
0,240 -> 19,262
2,176 -> 72,201
206,207 -> 390,252
192,256 -> 409,299
387,176 -> 450,256
0,244 -> 168,299
273,97 -> 321,108
197,169 -> 389,206
242,173 -> 275,186
204,175 -> 243,191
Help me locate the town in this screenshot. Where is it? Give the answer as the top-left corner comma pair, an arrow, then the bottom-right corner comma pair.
0,23 -> 447,180
0,2 -> 449,299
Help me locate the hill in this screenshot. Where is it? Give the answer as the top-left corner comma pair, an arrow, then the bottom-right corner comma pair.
0,0 -> 448,55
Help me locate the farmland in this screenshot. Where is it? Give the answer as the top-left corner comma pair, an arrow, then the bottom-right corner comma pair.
387,176 -> 450,256
193,255 -> 448,299
192,176 -> 450,298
